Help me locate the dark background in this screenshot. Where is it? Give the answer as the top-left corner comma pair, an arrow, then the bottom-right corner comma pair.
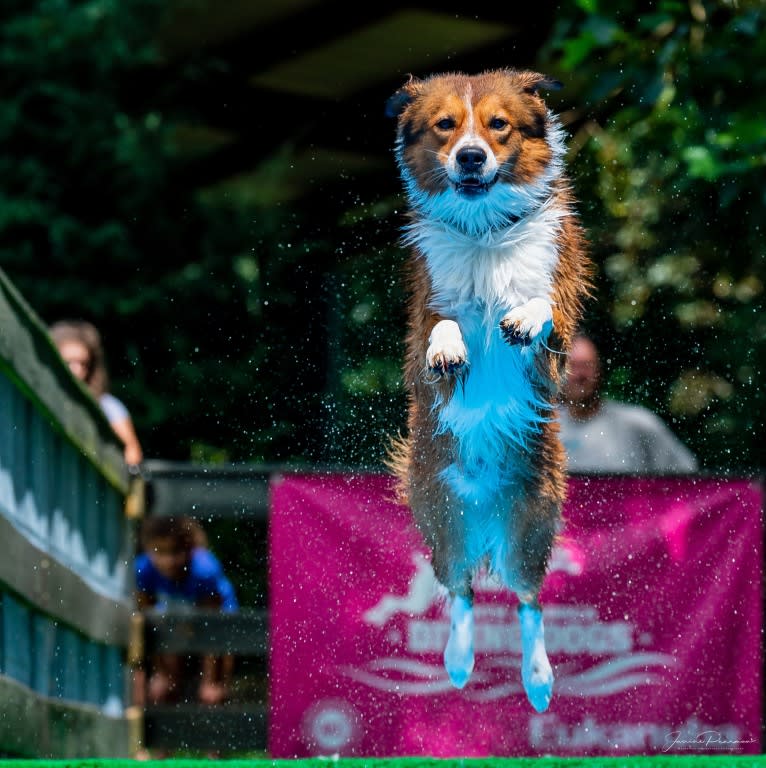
2,0 -> 764,474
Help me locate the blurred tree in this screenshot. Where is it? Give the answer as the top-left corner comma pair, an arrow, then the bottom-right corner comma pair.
1,0 -> 762,473
0,0 -> 333,464
537,0 -> 765,470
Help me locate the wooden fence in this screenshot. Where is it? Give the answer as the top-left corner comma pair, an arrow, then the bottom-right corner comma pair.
0,268 -> 138,757
138,460 -> 273,753
0,267 -> 352,755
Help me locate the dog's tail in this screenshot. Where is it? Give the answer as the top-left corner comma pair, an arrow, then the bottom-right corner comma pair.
383,431 -> 411,507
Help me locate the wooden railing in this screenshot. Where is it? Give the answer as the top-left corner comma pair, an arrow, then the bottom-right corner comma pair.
0,268 -> 137,757
138,460 -> 274,753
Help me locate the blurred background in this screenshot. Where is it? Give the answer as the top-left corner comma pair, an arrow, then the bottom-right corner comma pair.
2,0 -> 764,473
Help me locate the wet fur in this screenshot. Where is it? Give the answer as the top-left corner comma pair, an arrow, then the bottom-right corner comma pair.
386,69 -> 592,705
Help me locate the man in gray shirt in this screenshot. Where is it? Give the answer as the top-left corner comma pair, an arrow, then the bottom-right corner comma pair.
557,334 -> 698,474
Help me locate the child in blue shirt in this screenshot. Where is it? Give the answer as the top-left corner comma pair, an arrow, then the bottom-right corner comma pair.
135,515 -> 238,706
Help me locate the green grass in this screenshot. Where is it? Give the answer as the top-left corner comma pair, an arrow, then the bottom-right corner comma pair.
1,757 -> 765,767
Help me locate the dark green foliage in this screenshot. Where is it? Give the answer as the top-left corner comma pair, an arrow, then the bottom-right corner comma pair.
1,0 -> 763,472
0,0 -> 328,464
539,0 -> 766,470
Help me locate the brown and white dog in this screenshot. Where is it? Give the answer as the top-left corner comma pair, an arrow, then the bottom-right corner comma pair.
386,69 -> 592,711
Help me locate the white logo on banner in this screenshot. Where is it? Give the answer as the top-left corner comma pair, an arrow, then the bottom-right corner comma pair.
346,543 -> 674,699
363,552 -> 440,627
301,699 -> 361,753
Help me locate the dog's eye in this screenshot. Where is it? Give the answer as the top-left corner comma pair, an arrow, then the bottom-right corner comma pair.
435,117 -> 455,131
489,117 -> 509,130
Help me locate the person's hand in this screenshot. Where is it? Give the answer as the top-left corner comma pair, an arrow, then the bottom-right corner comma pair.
198,679 -> 229,705
147,670 -> 174,704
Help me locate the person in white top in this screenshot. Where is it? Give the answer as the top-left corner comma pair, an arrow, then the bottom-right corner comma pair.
558,333 -> 698,474
50,319 -> 144,468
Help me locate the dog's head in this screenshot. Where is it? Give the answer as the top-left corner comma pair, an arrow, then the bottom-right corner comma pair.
386,69 -> 565,234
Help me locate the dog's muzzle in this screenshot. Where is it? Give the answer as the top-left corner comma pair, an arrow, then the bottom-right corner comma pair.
455,146 -> 493,196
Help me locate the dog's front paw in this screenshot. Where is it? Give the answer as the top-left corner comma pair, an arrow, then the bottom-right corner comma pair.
427,319 -> 467,376
427,348 -> 466,375
501,321 -> 533,347
500,298 -> 553,347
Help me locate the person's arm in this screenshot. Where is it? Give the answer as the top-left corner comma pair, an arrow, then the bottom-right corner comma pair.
110,415 -> 144,466
198,654 -> 233,705
195,591 -> 233,705
194,550 -> 237,704
100,394 -> 144,466
131,585 -> 155,707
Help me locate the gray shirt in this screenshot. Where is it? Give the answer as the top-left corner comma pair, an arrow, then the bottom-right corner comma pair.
557,399 -> 698,474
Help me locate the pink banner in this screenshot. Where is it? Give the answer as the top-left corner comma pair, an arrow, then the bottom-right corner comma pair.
268,472 -> 762,757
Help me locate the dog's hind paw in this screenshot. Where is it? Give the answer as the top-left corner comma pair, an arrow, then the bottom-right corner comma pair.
444,594 -> 474,689
445,654 -> 474,689
522,656 -> 554,712
519,601 -> 554,712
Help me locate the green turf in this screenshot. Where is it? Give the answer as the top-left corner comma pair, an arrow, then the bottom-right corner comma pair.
2,757 -> 765,768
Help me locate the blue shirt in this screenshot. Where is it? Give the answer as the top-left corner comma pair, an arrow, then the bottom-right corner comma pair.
135,547 -> 239,613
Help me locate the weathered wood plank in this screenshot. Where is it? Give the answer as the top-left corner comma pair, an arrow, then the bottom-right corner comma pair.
0,674 -> 132,758
143,608 -> 268,656
143,460 -> 273,519
143,702 -> 267,751
0,513 -> 133,646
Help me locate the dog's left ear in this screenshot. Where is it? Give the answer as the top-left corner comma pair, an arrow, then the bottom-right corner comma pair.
385,75 -> 421,118
522,72 -> 564,95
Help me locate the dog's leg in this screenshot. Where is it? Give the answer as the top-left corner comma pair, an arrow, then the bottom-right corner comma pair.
444,587 -> 474,689
518,599 -> 553,712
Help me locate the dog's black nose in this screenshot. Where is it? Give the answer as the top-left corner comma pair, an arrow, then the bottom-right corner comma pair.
456,146 -> 487,172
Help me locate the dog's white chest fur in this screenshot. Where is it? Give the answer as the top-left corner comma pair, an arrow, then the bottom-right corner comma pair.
412,203 -> 566,501
413,202 -> 564,313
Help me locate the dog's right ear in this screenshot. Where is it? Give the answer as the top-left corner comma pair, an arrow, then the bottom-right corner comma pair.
385,89 -> 412,118
385,75 -> 421,118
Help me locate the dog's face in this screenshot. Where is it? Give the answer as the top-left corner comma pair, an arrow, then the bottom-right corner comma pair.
387,69 -> 565,233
